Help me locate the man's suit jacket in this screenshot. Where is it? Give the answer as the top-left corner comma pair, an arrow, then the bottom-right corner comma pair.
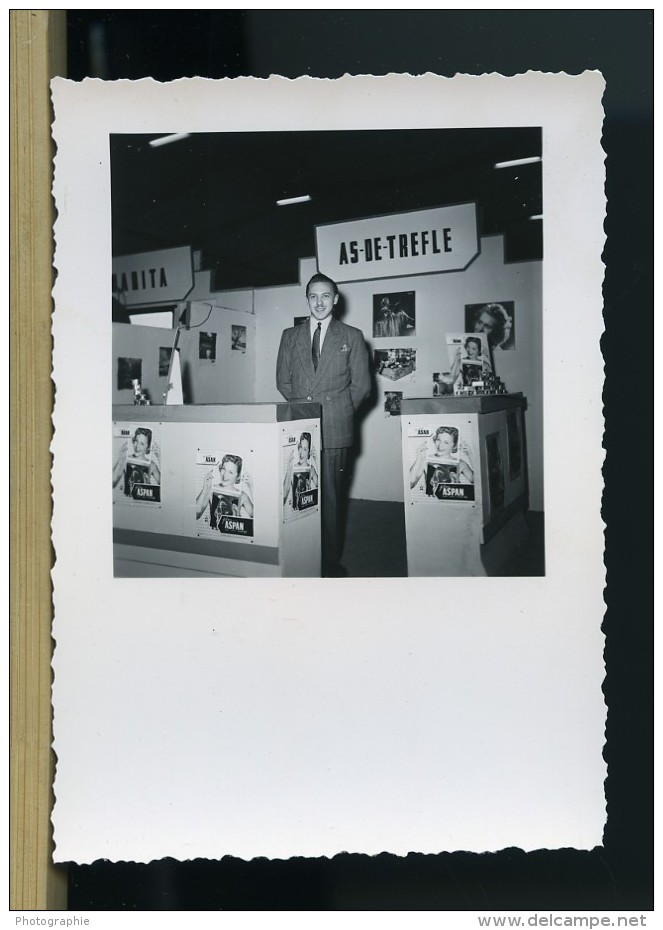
276,317 -> 371,449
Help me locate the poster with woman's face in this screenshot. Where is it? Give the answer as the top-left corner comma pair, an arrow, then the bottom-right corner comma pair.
195,449 -> 254,539
407,419 -> 476,503
281,422 -> 320,524
465,301 -> 515,350
112,421 -> 162,505
446,332 -> 491,390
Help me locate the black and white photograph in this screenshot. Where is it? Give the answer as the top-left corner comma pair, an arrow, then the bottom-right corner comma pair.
465,301 -> 515,351
49,68 -> 612,874
198,330 -> 216,362
158,345 -> 172,377
231,324 -> 246,353
383,390 -> 402,416
374,347 -> 417,381
373,290 -> 416,338
432,371 -> 454,396
117,355 -> 142,391
106,123 -> 540,575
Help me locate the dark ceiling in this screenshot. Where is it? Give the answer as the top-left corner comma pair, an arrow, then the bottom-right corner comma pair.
110,127 -> 542,291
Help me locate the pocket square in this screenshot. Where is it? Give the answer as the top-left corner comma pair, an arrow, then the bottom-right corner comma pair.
340,344 -> 350,352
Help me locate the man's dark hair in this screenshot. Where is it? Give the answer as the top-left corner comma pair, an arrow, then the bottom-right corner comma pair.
306,272 -> 339,298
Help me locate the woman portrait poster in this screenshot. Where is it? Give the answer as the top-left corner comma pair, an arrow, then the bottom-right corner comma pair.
446,332 -> 492,391
195,450 -> 254,538
408,421 -> 476,503
112,423 -> 162,504
465,301 -> 515,351
282,425 -> 320,524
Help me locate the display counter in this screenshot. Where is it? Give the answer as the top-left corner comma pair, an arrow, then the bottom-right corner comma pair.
401,394 -> 529,576
112,402 -> 322,577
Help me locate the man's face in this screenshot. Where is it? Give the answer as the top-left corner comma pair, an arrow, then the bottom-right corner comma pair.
307,281 -> 338,321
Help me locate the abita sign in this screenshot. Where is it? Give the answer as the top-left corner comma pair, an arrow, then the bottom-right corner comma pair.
315,203 -> 479,284
112,246 -> 194,307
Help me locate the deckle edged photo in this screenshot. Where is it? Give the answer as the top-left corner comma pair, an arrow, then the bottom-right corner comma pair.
50,72 -> 607,864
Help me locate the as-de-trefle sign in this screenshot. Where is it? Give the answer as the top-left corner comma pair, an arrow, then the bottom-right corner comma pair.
315,203 -> 479,284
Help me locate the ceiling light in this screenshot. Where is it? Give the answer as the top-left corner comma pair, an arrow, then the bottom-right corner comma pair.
494,156 -> 542,169
276,195 -> 312,206
149,133 -> 191,148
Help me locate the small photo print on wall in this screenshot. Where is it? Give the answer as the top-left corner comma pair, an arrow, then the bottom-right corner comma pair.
158,347 -> 172,377
195,451 -> 254,540
117,356 -> 142,391
486,431 -> 505,512
112,422 -> 161,505
432,372 -> 454,396
231,325 -> 247,353
374,347 -> 416,381
199,331 -> 217,362
465,301 -> 515,350
384,391 -> 402,417
373,291 -> 416,338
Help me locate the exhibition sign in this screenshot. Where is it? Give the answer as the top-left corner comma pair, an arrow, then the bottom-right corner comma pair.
315,203 -> 479,284
112,245 -> 194,307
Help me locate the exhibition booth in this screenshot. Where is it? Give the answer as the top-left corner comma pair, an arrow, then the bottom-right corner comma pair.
111,203 -> 543,578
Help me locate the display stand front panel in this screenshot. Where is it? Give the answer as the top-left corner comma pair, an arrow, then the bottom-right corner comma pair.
112,403 -> 321,577
401,395 -> 529,576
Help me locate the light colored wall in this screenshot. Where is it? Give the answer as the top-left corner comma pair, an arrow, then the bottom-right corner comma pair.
246,240 -> 543,511
135,239 -> 543,510
180,301 -> 255,405
113,277 -> 257,407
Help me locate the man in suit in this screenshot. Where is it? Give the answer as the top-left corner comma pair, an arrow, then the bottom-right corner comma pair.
276,272 -> 371,577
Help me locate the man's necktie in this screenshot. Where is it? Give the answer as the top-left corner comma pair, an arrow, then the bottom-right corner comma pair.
312,322 -> 321,370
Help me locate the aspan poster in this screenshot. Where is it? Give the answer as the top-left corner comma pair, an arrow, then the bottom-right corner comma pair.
195,449 -> 254,540
282,423 -> 320,524
112,421 -> 162,505
445,332 -> 491,390
407,419 -> 476,503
